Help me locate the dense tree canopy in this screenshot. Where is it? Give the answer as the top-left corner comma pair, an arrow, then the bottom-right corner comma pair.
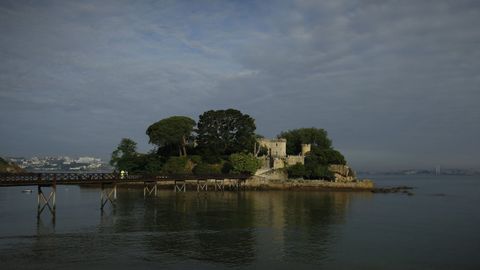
146,116 -> 196,156
196,109 -> 256,157
110,110 -> 348,179
278,128 -> 332,155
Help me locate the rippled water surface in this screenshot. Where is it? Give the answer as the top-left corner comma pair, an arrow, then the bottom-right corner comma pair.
1,175 -> 479,269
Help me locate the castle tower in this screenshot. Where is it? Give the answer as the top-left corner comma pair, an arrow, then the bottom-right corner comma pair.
301,144 -> 311,156
256,138 -> 287,158
270,138 -> 287,157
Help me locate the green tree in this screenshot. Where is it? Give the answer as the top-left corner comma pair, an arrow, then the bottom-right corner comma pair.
110,138 -> 140,171
229,153 -> 261,175
304,155 -> 335,180
278,128 -> 332,155
279,127 -> 346,180
193,162 -> 222,175
196,109 -> 256,157
287,163 -> 305,178
142,151 -> 165,173
146,116 -> 196,157
161,156 -> 191,174
310,148 -> 346,165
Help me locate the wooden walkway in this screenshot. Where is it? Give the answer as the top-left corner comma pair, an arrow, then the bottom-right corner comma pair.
0,172 -> 248,186
0,172 -> 250,219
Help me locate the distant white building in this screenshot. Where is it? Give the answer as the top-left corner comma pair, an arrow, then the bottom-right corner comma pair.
76,157 -> 101,164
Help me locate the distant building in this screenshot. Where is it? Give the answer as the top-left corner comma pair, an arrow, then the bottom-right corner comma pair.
76,157 -> 100,164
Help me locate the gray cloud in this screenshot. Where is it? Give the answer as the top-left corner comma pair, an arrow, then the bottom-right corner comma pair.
1,0 -> 479,170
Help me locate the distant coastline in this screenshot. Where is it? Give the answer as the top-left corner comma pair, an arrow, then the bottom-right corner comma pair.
358,168 -> 480,176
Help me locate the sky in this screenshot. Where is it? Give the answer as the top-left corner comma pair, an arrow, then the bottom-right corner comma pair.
1,0 -> 479,171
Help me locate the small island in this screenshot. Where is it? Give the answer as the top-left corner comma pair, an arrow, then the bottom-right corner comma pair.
110,108 -> 373,190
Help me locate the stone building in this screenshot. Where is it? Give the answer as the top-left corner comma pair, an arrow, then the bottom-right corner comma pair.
255,138 -> 356,182
257,138 -> 287,157
256,138 -> 311,170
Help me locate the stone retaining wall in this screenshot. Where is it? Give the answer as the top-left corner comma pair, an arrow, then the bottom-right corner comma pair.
116,178 -> 374,191
246,177 -> 374,190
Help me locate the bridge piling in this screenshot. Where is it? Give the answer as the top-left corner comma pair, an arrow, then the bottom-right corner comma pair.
214,179 -> 224,191
144,181 -> 158,197
197,179 -> 208,192
37,184 -> 56,218
174,180 -> 186,192
100,182 -> 117,210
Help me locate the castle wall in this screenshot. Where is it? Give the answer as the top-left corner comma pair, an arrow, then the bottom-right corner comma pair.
257,156 -> 270,170
286,155 -> 304,166
272,158 -> 285,169
258,138 -> 286,158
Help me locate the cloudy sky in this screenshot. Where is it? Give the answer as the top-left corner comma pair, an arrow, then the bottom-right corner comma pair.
1,0 -> 479,170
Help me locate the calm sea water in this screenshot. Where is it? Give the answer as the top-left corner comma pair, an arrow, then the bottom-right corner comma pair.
0,175 -> 479,269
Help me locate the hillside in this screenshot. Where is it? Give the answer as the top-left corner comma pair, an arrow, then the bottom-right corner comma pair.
0,157 -> 24,173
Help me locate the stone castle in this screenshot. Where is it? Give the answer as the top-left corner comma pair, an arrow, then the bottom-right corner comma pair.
256,138 -> 310,170
256,138 -> 356,182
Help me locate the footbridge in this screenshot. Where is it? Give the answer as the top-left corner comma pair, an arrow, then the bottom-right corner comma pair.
0,172 -> 250,218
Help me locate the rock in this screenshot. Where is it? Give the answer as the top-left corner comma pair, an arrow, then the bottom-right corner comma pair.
371,186 -> 414,195
328,164 -> 356,182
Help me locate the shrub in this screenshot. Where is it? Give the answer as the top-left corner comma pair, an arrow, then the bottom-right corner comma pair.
193,162 -> 222,175
229,153 -> 261,175
287,163 -> 305,178
221,161 -> 234,174
189,155 -> 202,165
142,153 -> 165,173
304,164 -> 334,180
161,156 -> 190,174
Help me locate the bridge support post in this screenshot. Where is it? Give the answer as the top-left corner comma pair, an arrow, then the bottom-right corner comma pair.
37,184 -> 56,218
239,179 -> 245,191
197,180 -> 208,192
234,180 -> 240,191
101,182 -> 117,210
226,179 -> 245,191
214,179 -> 224,191
226,179 -> 239,191
174,180 -> 186,192
144,181 -> 157,197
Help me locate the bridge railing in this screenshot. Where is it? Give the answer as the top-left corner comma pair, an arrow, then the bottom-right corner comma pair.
0,172 -> 251,185
0,173 -> 120,184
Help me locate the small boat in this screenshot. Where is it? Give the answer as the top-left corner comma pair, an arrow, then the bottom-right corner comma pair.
21,189 -> 33,193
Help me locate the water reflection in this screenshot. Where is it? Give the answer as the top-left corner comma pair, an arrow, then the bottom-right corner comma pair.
1,188 -> 360,269
36,216 -> 55,234
3,176 -> 479,269
93,189 -> 354,266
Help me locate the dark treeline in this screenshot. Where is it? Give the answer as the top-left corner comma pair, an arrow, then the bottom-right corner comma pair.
110,108 -> 346,180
